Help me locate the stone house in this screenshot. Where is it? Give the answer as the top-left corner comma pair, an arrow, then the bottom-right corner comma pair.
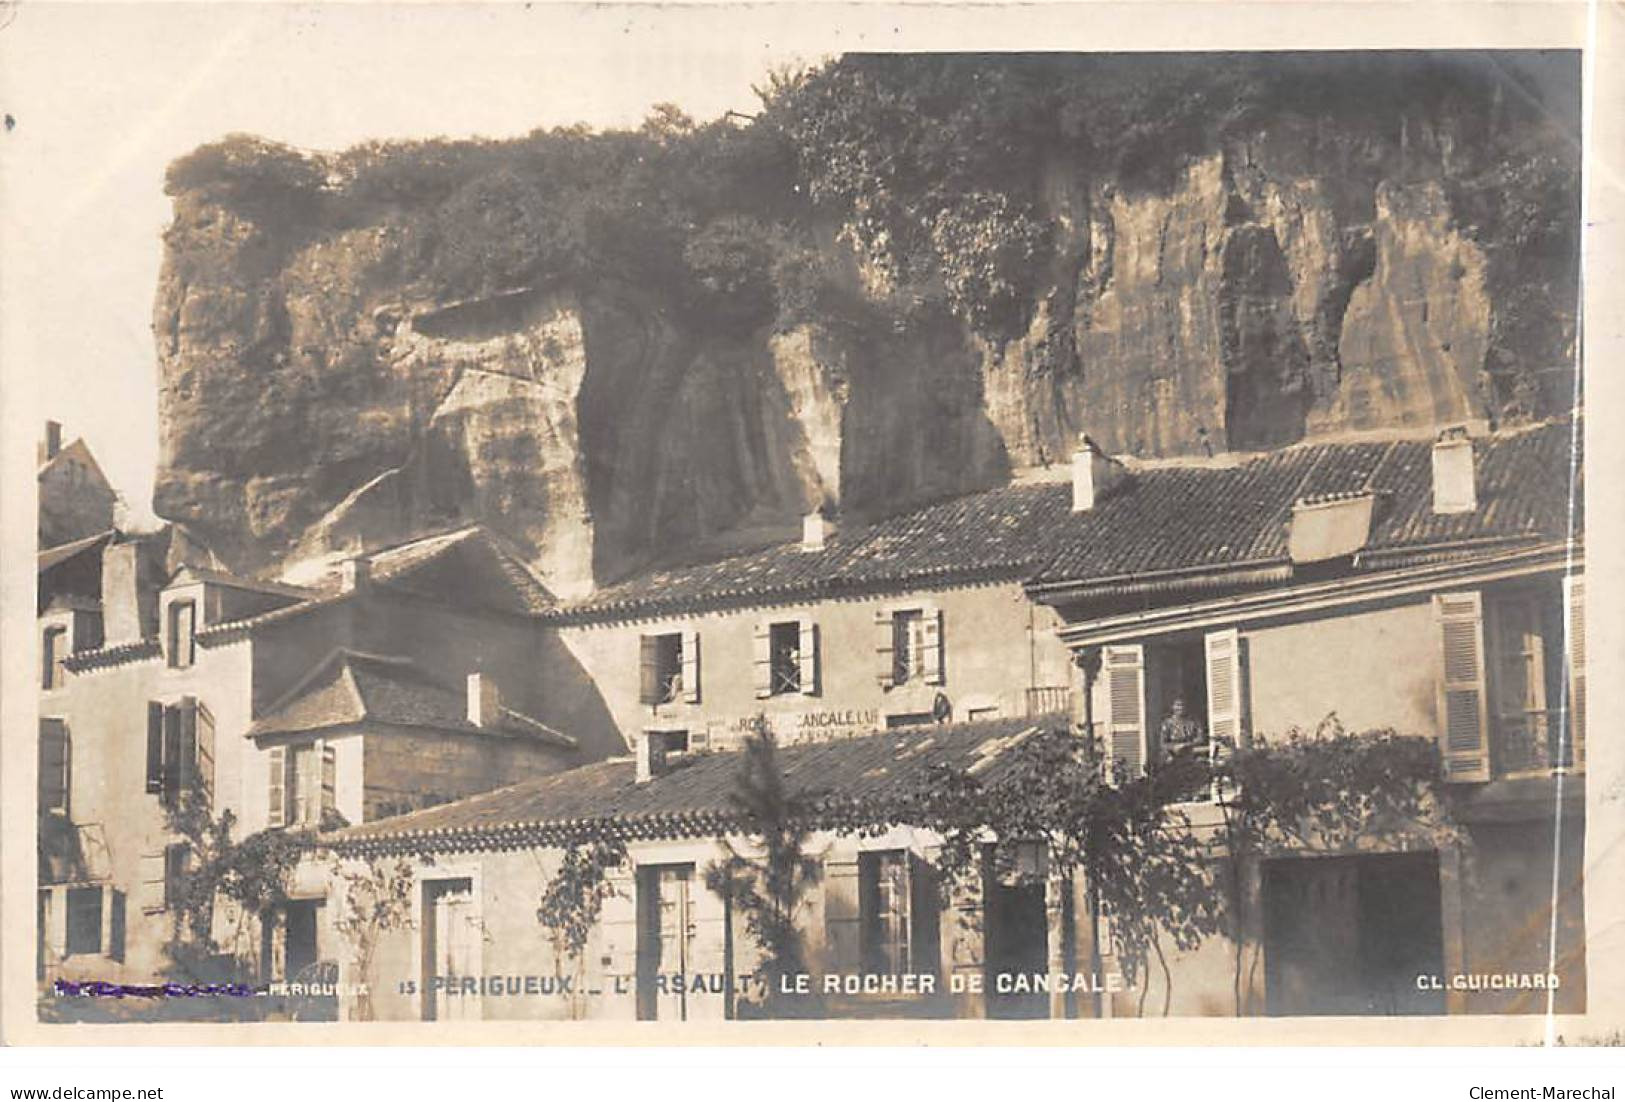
38,421 -> 118,549
36,524 -> 591,993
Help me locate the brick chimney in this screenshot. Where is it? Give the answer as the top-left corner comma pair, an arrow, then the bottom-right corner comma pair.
101,538 -> 158,645
40,421 -> 62,464
1072,435 -> 1127,512
467,672 -> 501,727
636,731 -> 671,784
1431,426 -> 1477,515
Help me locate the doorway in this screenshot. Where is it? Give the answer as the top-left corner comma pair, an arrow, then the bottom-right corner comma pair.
985,874 -> 1049,1019
636,864 -> 696,1021
284,900 -> 320,981
1263,852 -> 1445,1016
421,877 -> 478,1022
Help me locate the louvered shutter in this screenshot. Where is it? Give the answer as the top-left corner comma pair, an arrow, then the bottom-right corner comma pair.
638,635 -> 660,705
1434,591 -> 1491,782
681,629 -> 701,704
178,697 -> 198,796
38,719 -> 70,814
321,742 -> 337,818
908,852 -> 941,978
823,856 -> 862,973
139,852 -> 167,914
752,623 -> 772,698
799,620 -> 819,696
923,607 -> 945,685
267,746 -> 286,827
161,704 -> 182,806
1103,644 -> 1146,777
195,704 -> 215,805
145,702 -> 165,794
874,609 -> 896,688
1564,575 -> 1585,770
1205,630 -> 1244,748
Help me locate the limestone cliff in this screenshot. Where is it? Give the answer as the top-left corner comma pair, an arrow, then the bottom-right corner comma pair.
151,53 -> 1580,592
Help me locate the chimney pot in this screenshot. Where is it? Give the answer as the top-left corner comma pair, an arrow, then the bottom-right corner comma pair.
467,672 -> 500,727
1431,426 -> 1477,515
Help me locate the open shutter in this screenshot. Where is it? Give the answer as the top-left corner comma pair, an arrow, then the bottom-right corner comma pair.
681,629 -> 701,704
599,865 -> 638,997
752,623 -> 772,699
321,742 -> 337,819
195,704 -> 215,805
39,719 -> 70,814
161,704 -> 182,805
907,852 -> 941,979
145,702 -> 165,794
923,607 -> 945,685
1564,575 -> 1585,770
874,609 -> 896,688
1205,629 -> 1244,748
267,746 -> 286,827
1435,591 -> 1491,782
799,620 -> 819,696
140,852 -> 167,914
178,697 -> 199,796
823,856 -> 862,973
1103,644 -> 1146,777
638,635 -> 660,705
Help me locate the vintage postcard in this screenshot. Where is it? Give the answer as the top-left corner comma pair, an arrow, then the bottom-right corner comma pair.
2,0 -> 1621,1047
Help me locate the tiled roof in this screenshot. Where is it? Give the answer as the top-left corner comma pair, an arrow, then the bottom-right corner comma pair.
328,714 -> 1047,850
552,420 -> 1580,621
551,485 -> 1077,623
248,649 -> 576,748
38,529 -> 115,573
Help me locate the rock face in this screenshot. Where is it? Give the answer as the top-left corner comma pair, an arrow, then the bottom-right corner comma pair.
152,83 -> 1578,593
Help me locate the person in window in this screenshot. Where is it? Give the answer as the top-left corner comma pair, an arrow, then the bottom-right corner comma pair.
771,632 -> 801,693
1159,697 -> 1205,753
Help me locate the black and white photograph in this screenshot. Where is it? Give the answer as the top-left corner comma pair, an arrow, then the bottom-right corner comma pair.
3,0 -> 1621,1080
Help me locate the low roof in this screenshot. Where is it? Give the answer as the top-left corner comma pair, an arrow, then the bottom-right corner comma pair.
327,714 -> 1047,851
248,649 -> 577,749
552,420 -> 1580,622
38,529 -> 116,573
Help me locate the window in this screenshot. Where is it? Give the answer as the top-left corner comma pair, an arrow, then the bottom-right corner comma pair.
1101,629 -> 1243,799
65,887 -> 102,956
268,741 -> 338,828
754,619 -> 817,698
858,850 -> 939,978
145,698 -> 212,807
167,599 -> 196,669
38,719 -> 70,814
42,625 -> 67,690
874,606 -> 943,688
639,630 -> 699,705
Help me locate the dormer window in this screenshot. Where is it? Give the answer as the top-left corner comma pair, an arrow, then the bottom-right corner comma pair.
168,600 -> 196,669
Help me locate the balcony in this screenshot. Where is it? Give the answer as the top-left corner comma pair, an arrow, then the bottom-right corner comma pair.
1024,686 -> 1073,718
1493,709 -> 1579,778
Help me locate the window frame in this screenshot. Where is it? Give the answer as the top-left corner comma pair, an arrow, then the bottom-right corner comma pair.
167,598 -> 197,669
42,624 -> 68,690
64,886 -> 103,957
38,718 -> 70,815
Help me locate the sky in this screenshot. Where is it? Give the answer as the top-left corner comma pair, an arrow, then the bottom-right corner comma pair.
1,3 -> 823,524
0,2 -> 1588,527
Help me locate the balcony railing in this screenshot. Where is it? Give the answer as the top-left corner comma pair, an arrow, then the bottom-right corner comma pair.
1493,709 -> 1578,777
1024,686 -> 1073,718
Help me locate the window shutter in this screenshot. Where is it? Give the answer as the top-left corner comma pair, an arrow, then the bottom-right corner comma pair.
638,635 -> 660,705
1564,575 -> 1585,770
267,746 -> 286,827
109,890 -> 127,963
161,704 -> 182,806
178,697 -> 199,796
38,719 -> 70,814
145,702 -> 165,794
681,629 -> 701,704
1103,644 -> 1146,777
321,742 -> 337,818
907,852 -> 941,979
823,857 -> 862,974
752,622 -> 772,699
195,704 -> 216,805
163,844 -> 189,910
1205,629 -> 1244,748
1434,591 -> 1491,783
874,609 -> 895,688
139,852 -> 167,914
799,620 -> 819,696
923,607 -> 945,686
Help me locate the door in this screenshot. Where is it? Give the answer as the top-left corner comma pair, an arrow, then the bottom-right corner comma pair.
637,865 -> 696,1021
984,849 -> 1049,1020
421,878 -> 478,1022
284,900 -> 320,981
1264,853 -> 1444,1016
